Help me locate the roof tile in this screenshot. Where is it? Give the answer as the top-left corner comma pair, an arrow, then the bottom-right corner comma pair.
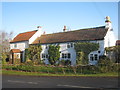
32,26 -> 108,44
10,30 -> 37,43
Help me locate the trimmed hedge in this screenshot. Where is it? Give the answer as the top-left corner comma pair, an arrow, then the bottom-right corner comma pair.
2,64 -> 119,74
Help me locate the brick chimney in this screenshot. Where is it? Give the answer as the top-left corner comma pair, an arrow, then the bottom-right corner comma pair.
105,16 -> 112,29
63,25 -> 67,32
37,26 -> 42,31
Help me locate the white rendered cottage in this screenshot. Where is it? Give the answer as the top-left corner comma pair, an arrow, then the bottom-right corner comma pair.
10,16 -> 116,65
9,26 -> 43,64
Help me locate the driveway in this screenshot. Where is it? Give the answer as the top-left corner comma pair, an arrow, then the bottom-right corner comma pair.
2,75 -> 119,89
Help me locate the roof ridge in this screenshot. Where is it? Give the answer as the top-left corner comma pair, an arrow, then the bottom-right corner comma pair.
41,26 -> 105,36
19,30 -> 38,34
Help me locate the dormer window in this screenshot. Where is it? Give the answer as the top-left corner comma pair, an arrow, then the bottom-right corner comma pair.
67,43 -> 70,48
67,43 -> 74,48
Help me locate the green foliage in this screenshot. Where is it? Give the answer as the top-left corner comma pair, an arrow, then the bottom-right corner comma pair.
2,64 -> 119,75
1,53 -> 7,64
98,55 -> 114,73
105,46 -> 120,63
76,52 -> 85,65
25,44 -> 42,65
24,49 -> 29,62
74,42 -> 99,65
59,60 -> 71,66
113,46 -> 120,63
48,45 -> 60,65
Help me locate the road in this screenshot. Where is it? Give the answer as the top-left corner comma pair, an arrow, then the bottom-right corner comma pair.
2,75 -> 119,89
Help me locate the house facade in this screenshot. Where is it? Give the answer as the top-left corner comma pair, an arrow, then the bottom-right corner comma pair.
9,27 -> 42,64
9,16 -> 116,65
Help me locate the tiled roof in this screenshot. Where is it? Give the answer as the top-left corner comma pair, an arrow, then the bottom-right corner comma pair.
10,49 -> 21,53
116,40 -> 120,45
32,26 -> 108,44
10,30 -> 37,43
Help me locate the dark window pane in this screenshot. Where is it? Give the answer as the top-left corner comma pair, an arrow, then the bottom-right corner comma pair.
46,54 -> 48,58
71,43 -> 73,47
90,54 -> 93,61
42,54 -> 44,58
94,54 -> 98,60
68,53 -> 71,58
64,54 -> 67,58
98,51 -> 101,53
67,43 -> 70,48
62,53 -> 64,58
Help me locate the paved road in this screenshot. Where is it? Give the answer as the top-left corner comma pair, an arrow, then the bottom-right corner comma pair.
2,75 -> 119,89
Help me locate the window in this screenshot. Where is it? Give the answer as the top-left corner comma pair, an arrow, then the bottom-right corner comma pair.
98,51 -> 101,53
67,43 -> 74,48
71,43 -> 73,47
42,54 -> 46,58
62,53 -> 64,58
94,54 -> 98,61
46,45 -> 48,49
62,53 -> 71,59
17,54 -> 20,58
68,53 -> 71,58
67,43 -> 70,48
90,54 -> 94,61
64,54 -> 67,58
46,54 -> 48,58
14,44 -> 17,48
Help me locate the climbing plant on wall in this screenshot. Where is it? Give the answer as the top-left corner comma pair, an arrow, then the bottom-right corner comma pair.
105,46 -> 120,63
26,44 -> 42,62
48,45 -> 60,65
74,42 -> 99,65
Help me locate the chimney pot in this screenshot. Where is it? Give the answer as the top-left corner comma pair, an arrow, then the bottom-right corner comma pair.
63,25 -> 66,32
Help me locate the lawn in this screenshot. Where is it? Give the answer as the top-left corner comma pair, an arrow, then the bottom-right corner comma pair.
2,69 -> 118,77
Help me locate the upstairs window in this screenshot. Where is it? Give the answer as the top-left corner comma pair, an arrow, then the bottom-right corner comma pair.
14,44 -> 17,48
67,43 -> 70,48
71,43 -> 73,47
67,43 -> 74,48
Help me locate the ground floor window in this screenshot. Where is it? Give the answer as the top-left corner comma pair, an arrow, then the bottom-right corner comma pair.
62,53 -> 71,59
90,54 -> 94,61
94,54 -> 98,61
90,54 -> 98,61
42,53 -> 48,59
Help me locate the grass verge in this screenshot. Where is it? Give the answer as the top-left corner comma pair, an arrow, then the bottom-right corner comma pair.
2,69 -> 118,77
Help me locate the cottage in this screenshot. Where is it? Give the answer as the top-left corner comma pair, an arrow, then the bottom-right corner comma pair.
9,27 -> 42,64
10,16 -> 116,65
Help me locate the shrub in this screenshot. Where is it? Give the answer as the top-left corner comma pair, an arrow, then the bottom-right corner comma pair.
98,55 -> 114,73
65,60 -> 71,66
59,60 -> 66,66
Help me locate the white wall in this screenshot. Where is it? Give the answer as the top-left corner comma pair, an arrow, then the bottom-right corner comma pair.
29,29 -> 43,44
10,41 -> 29,51
10,41 -> 29,62
41,42 -> 76,66
104,29 -> 116,48
88,40 -> 104,65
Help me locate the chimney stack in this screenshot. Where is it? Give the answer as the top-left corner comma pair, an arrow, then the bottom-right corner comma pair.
37,26 -> 42,31
63,25 -> 67,32
105,16 -> 112,29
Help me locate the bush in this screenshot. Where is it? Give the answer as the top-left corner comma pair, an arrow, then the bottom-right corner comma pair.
65,60 -> 71,66
98,55 -> 114,73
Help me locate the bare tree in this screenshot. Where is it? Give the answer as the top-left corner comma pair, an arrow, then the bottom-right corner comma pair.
0,31 -> 13,63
